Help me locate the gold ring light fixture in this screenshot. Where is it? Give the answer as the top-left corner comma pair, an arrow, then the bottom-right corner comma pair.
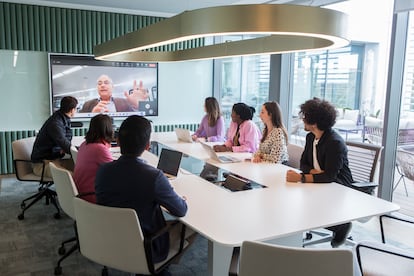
94,4 -> 349,62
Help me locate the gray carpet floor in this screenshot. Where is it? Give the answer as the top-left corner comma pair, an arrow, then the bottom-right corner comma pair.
0,176 -> 208,276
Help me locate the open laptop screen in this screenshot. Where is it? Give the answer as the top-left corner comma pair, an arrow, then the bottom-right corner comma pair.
156,148 -> 183,178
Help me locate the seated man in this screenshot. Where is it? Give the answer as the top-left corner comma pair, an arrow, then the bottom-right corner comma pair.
286,97 -> 353,248
31,96 -> 78,177
95,115 -> 195,266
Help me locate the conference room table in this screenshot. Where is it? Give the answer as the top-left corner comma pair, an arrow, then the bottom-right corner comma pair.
147,132 -> 400,276
73,132 -> 399,275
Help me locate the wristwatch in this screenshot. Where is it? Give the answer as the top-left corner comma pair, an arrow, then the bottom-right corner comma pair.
301,173 -> 306,183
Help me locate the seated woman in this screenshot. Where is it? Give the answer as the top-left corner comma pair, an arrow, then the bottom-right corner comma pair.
214,103 -> 261,153
253,101 -> 289,164
192,97 -> 226,142
73,114 -> 114,203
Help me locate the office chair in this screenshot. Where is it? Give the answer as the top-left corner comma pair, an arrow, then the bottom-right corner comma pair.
286,143 -> 303,169
49,162 -> 80,275
304,141 -> 383,247
393,147 -> 413,196
229,240 -> 354,276
12,137 -> 60,220
70,145 -> 78,165
73,197 -> 189,276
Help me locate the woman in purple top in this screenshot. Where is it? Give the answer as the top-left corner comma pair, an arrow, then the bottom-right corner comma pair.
73,114 -> 114,203
192,97 -> 225,142
214,103 -> 262,153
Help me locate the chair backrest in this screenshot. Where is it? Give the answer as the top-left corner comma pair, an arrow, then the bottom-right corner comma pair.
346,141 -> 383,183
70,145 -> 78,165
73,197 -> 150,275
12,137 -> 53,182
286,143 -> 303,169
49,162 -> 78,220
396,147 -> 414,181
237,241 -> 354,276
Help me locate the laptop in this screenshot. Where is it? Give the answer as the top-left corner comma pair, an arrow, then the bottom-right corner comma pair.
200,142 -> 242,163
175,128 -> 193,143
157,148 -> 183,179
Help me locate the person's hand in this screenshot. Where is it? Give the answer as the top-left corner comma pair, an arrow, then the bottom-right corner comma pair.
91,100 -> 110,113
124,80 -> 149,109
252,154 -> 262,163
191,134 -> 198,141
213,144 -> 231,152
286,170 -> 301,182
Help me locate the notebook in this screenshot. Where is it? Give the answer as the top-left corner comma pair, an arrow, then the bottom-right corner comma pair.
200,142 -> 242,163
157,148 -> 183,179
175,128 -> 193,143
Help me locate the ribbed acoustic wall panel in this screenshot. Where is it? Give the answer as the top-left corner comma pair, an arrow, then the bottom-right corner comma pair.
153,123 -> 199,133
0,130 -> 36,175
0,2 -> 204,53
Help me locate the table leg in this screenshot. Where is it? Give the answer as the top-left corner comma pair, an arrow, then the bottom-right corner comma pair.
207,241 -> 233,276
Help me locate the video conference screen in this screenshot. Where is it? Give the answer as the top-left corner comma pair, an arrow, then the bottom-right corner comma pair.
48,54 -> 158,119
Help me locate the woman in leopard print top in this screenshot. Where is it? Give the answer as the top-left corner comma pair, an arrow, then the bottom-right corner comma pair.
253,101 -> 289,163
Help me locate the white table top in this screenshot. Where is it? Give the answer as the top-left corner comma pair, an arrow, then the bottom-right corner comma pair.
150,132 -> 400,247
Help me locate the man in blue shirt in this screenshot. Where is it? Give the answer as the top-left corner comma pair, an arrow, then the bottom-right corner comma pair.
95,115 -> 191,265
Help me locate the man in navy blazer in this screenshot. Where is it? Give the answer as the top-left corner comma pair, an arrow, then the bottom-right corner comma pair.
95,115 -> 189,264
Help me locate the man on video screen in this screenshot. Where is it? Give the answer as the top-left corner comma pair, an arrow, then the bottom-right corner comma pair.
79,74 -> 149,113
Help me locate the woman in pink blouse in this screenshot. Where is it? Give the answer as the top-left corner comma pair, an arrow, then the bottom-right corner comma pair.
214,103 -> 262,153
73,114 -> 113,203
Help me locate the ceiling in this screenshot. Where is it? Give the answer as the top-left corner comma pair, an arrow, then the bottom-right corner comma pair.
1,0 -> 336,17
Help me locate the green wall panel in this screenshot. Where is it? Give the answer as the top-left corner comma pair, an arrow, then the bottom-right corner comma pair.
0,2 -> 204,55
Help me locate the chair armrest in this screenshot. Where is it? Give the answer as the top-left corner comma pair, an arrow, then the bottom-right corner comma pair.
229,247 -> 240,276
144,220 -> 187,274
351,182 -> 377,195
14,159 -> 49,183
380,212 -> 414,243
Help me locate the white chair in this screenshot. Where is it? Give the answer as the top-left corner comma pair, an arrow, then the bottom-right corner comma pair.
70,145 -> 78,165
229,240 -> 355,276
12,137 -> 59,220
356,241 -> 414,276
286,143 -> 303,169
49,162 -> 79,275
73,197 -> 189,275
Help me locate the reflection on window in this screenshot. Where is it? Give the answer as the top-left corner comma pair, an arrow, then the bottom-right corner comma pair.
292,45 -> 364,114
215,35 -> 270,126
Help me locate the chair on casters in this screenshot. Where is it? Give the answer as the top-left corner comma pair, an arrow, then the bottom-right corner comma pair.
304,141 -> 383,247
73,197 -> 190,276
12,137 -> 60,220
49,162 -> 83,276
229,240 -> 355,276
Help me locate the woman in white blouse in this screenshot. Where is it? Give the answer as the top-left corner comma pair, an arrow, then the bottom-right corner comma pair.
253,101 -> 289,163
